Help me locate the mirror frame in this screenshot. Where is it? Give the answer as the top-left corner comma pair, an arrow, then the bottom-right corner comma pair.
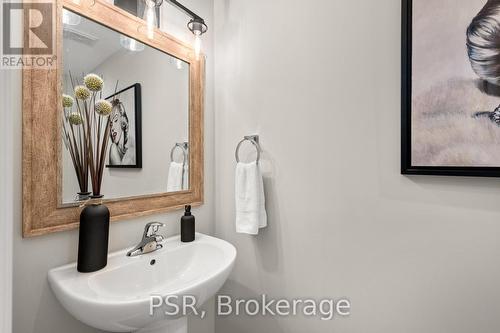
22,0 -> 204,237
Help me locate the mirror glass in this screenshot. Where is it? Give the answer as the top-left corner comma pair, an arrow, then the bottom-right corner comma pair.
61,9 -> 189,204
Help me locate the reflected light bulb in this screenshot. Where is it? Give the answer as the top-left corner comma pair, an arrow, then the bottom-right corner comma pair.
120,35 -> 145,52
62,9 -> 81,26
194,33 -> 201,60
143,0 -> 156,39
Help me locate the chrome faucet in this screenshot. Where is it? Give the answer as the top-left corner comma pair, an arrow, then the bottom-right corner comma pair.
127,222 -> 166,257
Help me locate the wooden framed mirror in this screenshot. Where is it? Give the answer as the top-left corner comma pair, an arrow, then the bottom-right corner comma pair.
22,0 -> 204,237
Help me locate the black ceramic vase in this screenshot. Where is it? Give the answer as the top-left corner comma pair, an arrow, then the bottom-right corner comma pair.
77,203 -> 110,273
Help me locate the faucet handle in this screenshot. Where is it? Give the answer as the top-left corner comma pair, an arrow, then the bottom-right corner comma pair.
154,234 -> 166,243
144,222 -> 166,237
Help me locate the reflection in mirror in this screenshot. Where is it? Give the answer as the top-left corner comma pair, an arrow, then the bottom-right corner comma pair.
61,9 -> 189,204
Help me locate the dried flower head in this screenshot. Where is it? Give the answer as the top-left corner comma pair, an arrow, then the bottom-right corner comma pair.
68,112 -> 83,125
74,85 -> 90,100
95,99 -> 112,116
84,74 -> 103,92
62,94 -> 74,108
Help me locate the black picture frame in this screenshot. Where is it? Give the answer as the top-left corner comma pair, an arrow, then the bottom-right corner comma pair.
106,83 -> 142,169
401,0 -> 500,177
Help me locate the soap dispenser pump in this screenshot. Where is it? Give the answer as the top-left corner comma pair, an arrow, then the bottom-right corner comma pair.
181,205 -> 195,242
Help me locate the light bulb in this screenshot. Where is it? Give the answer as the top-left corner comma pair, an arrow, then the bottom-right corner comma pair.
143,0 -> 156,39
194,33 -> 201,60
176,59 -> 184,70
187,18 -> 207,60
120,35 -> 145,52
62,9 -> 81,26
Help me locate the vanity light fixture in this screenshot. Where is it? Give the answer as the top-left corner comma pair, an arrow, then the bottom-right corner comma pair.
187,16 -> 207,59
144,0 -> 207,59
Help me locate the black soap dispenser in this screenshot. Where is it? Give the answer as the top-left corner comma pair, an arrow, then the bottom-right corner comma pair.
181,205 -> 195,242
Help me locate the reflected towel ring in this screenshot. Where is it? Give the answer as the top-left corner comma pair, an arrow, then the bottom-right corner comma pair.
235,135 -> 261,163
170,142 -> 189,164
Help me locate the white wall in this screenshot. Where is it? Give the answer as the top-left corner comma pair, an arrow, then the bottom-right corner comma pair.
0,70 -> 14,333
213,0 -> 500,332
10,0 -> 215,332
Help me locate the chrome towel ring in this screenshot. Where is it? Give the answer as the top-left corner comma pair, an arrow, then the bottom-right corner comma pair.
170,142 -> 189,164
235,135 -> 261,163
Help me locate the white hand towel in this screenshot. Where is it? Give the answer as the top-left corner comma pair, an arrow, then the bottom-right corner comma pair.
235,161 -> 267,235
182,163 -> 189,190
167,162 -> 184,192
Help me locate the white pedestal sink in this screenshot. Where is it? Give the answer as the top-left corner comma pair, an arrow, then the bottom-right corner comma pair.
48,233 -> 236,333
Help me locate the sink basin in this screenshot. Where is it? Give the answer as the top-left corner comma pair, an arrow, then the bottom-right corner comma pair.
48,233 -> 236,333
